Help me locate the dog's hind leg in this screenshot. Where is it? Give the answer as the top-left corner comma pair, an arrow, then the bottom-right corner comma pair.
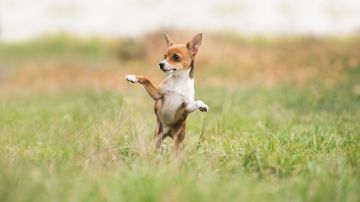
154,119 -> 164,149
173,123 -> 186,154
155,128 -> 170,152
125,75 -> 162,100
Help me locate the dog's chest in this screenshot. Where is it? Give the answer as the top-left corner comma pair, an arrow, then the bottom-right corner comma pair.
158,74 -> 194,124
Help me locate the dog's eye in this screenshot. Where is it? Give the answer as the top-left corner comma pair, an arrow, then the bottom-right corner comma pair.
164,55 -> 167,59
172,54 -> 180,62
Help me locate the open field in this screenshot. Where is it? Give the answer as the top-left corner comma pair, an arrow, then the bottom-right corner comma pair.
0,32 -> 360,202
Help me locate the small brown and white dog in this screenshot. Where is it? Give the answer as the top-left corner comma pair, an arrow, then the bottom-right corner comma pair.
125,33 -> 208,153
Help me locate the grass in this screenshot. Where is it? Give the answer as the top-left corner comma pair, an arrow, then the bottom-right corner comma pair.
0,33 -> 359,202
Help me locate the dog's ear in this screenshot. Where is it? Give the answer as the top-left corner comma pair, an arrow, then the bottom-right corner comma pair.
163,32 -> 174,47
186,33 -> 202,56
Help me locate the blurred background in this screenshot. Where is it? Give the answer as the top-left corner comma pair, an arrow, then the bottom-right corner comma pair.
0,0 -> 360,92
2,0 -> 360,41
1,1 -> 360,202
1,0 -> 360,92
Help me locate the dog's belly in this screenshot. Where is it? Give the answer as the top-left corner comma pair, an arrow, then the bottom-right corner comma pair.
158,92 -> 184,125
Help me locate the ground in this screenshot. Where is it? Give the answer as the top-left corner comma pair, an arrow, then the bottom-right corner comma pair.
0,33 -> 359,202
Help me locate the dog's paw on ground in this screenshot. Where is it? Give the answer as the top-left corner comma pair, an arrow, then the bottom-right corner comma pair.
125,75 -> 138,83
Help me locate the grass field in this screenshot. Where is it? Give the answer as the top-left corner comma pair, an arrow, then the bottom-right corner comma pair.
0,33 -> 359,202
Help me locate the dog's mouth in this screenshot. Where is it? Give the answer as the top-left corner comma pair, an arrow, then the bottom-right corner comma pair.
161,68 -> 177,73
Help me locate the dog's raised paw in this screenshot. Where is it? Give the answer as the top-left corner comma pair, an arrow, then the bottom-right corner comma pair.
197,101 -> 209,112
125,75 -> 138,83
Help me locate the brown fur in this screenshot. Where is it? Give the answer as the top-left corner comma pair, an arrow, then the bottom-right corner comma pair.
135,76 -> 161,100
152,92 -> 188,153
128,74 -> 190,153
126,33 -> 204,154
164,45 -> 193,71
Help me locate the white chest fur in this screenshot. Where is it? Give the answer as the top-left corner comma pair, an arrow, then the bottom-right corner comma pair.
158,70 -> 194,125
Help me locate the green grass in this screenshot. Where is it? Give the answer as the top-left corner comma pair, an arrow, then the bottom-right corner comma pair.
0,35 -> 119,64
0,77 -> 359,202
0,34 -> 359,202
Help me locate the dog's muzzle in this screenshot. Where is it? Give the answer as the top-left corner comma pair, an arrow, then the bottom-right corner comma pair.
159,62 -> 166,71
159,62 -> 175,72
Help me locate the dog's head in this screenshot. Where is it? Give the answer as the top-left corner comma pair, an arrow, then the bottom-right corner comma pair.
159,33 -> 202,74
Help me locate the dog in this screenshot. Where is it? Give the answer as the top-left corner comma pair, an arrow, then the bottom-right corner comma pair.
125,33 -> 208,153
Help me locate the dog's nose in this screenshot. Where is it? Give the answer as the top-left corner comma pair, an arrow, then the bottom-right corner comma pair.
159,62 -> 165,70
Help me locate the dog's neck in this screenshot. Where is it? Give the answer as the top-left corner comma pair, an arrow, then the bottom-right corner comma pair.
160,68 -> 195,101
170,68 -> 192,79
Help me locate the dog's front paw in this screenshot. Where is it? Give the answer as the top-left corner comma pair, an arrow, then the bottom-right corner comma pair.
125,75 -> 138,83
196,100 -> 209,112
